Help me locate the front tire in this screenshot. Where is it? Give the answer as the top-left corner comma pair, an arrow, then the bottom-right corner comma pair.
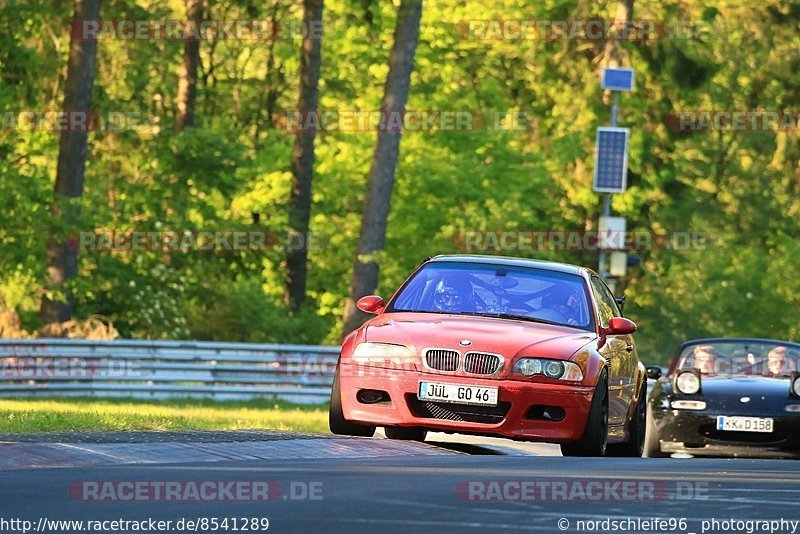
384,426 -> 427,441
329,365 -> 376,437
607,378 -> 647,457
643,403 -> 667,458
561,369 -> 608,457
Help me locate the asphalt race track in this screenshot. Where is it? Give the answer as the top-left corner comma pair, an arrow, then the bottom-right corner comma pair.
1,432 -> 799,534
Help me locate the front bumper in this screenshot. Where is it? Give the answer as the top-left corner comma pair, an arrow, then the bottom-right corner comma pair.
652,408 -> 800,459
339,363 -> 594,442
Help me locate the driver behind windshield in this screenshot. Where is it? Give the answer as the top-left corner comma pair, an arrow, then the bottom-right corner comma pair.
766,346 -> 797,376
543,285 -> 582,326
692,345 -> 719,375
432,278 -> 476,313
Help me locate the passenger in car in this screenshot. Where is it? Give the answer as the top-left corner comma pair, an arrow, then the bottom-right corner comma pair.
766,346 -> 797,376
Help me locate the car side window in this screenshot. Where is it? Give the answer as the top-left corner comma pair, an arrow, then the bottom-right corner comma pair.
590,276 -> 620,328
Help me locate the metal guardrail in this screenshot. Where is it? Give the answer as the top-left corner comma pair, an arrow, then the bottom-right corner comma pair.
0,339 -> 338,403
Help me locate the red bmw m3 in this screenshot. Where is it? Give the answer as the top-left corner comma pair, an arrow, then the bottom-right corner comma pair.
330,255 -> 646,457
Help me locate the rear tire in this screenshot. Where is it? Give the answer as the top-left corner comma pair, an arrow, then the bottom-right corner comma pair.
643,403 -> 667,458
561,369 -> 608,457
384,426 -> 427,441
607,378 -> 647,457
329,365 -> 376,437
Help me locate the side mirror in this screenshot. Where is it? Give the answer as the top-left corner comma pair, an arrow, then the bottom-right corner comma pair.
605,317 -> 637,335
646,365 -> 663,380
356,295 -> 385,314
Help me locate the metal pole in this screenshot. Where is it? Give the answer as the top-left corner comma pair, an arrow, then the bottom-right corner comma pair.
611,92 -> 619,127
598,92 -> 620,278
598,194 -> 611,277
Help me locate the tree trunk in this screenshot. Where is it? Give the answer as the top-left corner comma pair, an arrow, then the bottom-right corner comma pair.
603,0 -> 634,68
285,0 -> 324,312
176,0 -> 203,131
40,0 -> 101,324
341,0 -> 423,335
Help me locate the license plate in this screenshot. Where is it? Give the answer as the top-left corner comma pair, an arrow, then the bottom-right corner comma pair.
716,416 -> 774,433
418,381 -> 498,406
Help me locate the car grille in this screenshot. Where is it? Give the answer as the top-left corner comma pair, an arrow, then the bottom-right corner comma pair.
464,352 -> 502,375
424,349 -> 459,371
406,395 -> 511,424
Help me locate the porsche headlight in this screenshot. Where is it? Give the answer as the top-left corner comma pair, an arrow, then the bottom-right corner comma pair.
792,375 -> 800,398
675,371 -> 701,395
513,358 -> 583,381
351,342 -> 416,367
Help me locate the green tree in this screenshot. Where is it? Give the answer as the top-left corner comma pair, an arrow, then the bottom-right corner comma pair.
341,0 -> 423,335
41,0 -> 101,324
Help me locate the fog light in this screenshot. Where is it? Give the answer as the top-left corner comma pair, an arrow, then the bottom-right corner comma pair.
785,404 -> 800,413
525,405 -> 566,421
357,389 -> 390,404
676,371 -> 701,395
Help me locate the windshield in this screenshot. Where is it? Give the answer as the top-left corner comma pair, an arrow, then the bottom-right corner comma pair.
387,262 -> 593,330
674,341 -> 800,378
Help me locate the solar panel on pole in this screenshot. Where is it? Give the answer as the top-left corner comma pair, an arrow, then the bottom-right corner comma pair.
601,67 -> 635,92
593,126 -> 629,193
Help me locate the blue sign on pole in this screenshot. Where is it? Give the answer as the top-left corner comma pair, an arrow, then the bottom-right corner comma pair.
593,127 -> 629,193
601,67 -> 635,92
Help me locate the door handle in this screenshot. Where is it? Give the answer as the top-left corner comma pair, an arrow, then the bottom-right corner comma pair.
625,344 -> 634,352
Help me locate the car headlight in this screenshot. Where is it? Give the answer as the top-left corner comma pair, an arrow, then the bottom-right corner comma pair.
671,400 -> 707,410
351,342 -> 416,367
516,359 -> 542,376
513,358 -> 583,381
675,371 -> 701,395
792,375 -> 800,398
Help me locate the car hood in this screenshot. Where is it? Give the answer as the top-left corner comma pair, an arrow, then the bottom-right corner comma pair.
365,312 -> 596,360
675,376 -> 795,413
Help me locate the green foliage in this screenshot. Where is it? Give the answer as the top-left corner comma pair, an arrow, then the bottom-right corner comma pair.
0,0 -> 798,359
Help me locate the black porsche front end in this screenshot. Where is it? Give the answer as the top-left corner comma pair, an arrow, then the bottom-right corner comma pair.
648,376 -> 800,458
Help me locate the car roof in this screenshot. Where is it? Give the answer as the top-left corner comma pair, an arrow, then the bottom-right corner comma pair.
427,254 -> 592,277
